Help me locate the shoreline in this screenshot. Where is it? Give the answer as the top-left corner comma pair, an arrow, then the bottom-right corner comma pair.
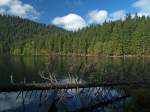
9,53 -> 150,58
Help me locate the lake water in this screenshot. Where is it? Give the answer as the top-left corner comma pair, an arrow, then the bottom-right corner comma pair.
1,55 -> 150,84
0,56 -> 150,112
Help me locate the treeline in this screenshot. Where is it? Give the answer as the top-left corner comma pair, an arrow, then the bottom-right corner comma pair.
1,14 -> 150,56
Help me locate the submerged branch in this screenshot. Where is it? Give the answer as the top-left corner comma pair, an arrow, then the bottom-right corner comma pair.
0,81 -> 149,92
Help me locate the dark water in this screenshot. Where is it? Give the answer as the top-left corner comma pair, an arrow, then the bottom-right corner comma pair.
0,56 -> 150,112
0,55 -> 150,84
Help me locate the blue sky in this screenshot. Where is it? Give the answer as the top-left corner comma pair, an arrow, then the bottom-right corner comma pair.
22,0 -> 135,23
0,0 -> 150,30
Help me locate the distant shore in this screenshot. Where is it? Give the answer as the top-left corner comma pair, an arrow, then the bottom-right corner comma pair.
10,53 -> 150,58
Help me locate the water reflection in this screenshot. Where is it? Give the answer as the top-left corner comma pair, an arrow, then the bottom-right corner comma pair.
0,89 -> 58,112
0,85 -> 128,112
0,56 -> 150,84
0,56 -> 150,111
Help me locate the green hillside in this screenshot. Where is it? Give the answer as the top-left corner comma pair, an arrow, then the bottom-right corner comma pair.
1,14 -> 150,56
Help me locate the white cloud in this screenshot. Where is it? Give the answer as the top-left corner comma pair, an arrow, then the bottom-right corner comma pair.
52,10 -> 127,31
0,0 -> 11,6
52,13 -> 87,31
87,9 -> 126,24
87,10 -> 108,24
132,0 -> 150,17
0,0 -> 39,20
108,10 -> 126,21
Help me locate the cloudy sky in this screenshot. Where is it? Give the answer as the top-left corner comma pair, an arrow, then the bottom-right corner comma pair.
0,0 -> 150,31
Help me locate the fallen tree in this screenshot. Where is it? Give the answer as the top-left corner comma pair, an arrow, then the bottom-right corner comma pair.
0,81 -> 149,92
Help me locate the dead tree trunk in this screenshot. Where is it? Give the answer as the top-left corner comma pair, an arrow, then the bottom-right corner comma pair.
0,81 -> 149,92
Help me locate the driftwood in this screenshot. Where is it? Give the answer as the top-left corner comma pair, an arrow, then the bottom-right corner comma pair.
0,81 -> 149,92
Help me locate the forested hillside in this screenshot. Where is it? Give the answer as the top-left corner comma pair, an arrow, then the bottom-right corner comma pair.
1,14 -> 150,56
0,15 -> 66,54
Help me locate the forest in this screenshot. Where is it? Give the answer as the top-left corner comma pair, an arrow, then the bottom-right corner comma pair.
1,14 -> 150,56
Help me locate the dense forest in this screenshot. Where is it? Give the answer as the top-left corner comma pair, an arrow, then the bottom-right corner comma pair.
1,14 -> 150,56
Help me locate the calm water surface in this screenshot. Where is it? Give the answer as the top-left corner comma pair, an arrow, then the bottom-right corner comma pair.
0,56 -> 150,84
0,56 -> 150,112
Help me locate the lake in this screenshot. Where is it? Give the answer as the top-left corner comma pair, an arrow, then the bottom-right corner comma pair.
0,56 -> 150,112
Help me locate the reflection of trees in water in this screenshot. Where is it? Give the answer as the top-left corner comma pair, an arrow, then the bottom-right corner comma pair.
1,57 -> 150,112
0,71 -> 149,112
48,87 -> 129,112
1,56 -> 150,84
44,57 -> 150,83
0,86 -> 129,112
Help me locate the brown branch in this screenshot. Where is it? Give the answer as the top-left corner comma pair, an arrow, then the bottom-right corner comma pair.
0,81 -> 149,92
